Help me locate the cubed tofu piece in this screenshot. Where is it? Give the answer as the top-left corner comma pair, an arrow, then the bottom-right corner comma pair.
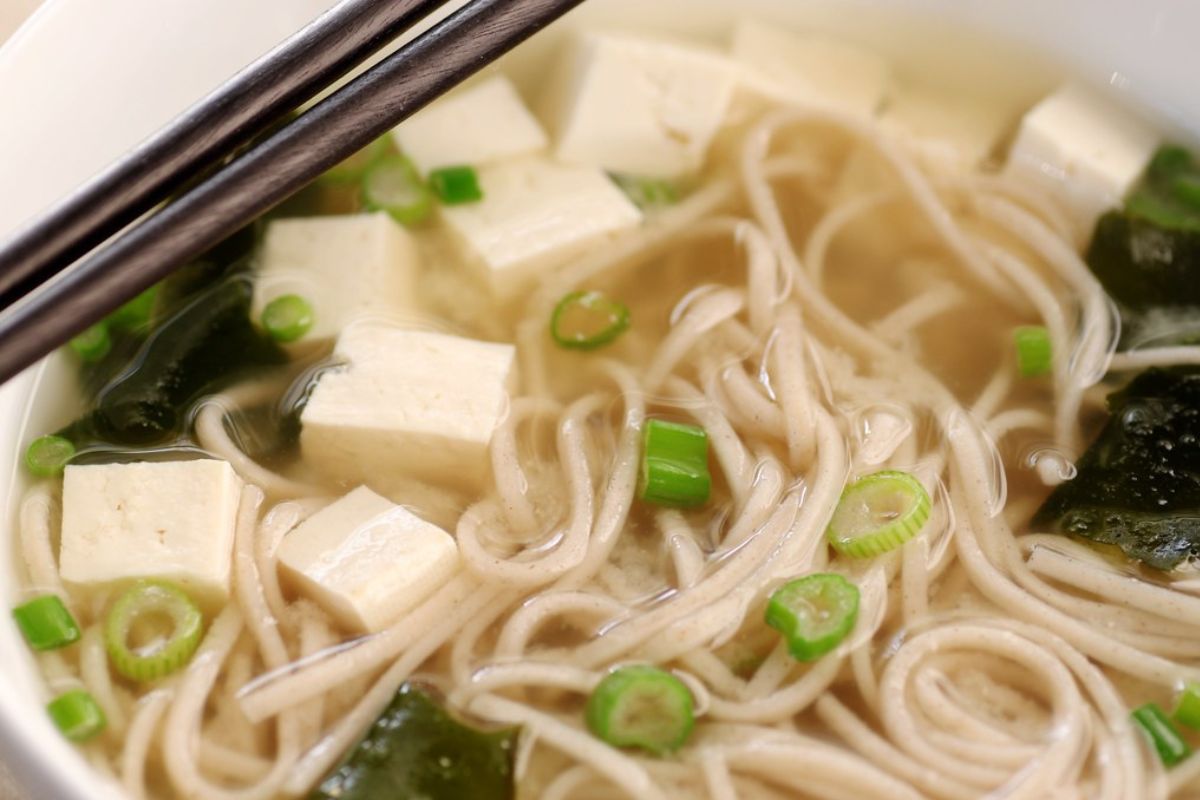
881,84 -> 1013,170
59,459 -> 243,604
548,32 -> 738,178
391,75 -> 549,176
301,324 -> 517,488
439,156 -> 641,296
1005,83 -> 1158,227
277,486 -> 458,633
730,20 -> 890,119
252,213 -> 421,341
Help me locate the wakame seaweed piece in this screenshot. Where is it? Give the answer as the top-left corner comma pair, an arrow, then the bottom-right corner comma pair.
1086,212 -> 1200,312
66,278 -> 287,446
311,684 -> 519,800
1033,367 -> 1200,569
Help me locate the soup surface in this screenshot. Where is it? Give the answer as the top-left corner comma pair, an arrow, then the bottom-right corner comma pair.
11,9 -> 1200,800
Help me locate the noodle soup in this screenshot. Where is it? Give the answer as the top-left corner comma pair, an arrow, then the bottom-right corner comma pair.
7,6 -> 1200,800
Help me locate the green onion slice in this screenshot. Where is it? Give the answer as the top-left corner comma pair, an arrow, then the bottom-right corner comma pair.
1013,325 -> 1052,377
104,581 -> 203,682
550,290 -> 631,351
261,294 -> 315,343
321,135 -> 390,184
1133,702 -> 1192,767
640,419 -> 710,508
108,286 -> 159,332
611,173 -> 682,210
1174,683 -> 1200,730
69,322 -> 111,362
24,435 -> 75,478
13,595 -> 80,651
362,154 -> 434,225
827,470 -> 931,558
429,165 -> 483,205
765,573 -> 860,661
585,665 -> 695,755
47,690 -> 106,742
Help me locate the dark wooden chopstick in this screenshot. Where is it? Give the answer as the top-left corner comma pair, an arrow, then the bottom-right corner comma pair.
0,0 -> 454,309
0,0 -> 586,386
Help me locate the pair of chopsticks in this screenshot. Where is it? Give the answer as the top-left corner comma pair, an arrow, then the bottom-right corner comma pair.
0,0 -> 586,386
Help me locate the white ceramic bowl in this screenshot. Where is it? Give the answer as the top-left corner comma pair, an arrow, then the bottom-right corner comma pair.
0,1 -> 1197,797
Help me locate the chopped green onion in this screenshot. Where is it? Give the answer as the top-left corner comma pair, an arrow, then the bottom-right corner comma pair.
1014,325 -> 1052,377
13,595 -> 80,651
68,322 -> 111,362
24,435 -> 75,478
47,690 -> 106,742
429,165 -> 483,205
1133,702 -> 1192,767
639,419 -> 710,508
585,665 -> 694,755
261,294 -> 315,343
1127,145 -> 1200,232
105,581 -> 203,682
362,154 -> 433,225
550,290 -> 631,350
766,573 -> 859,661
321,135 -> 390,184
1174,683 -> 1200,730
826,470 -> 931,558
611,173 -> 682,210
108,286 -> 158,332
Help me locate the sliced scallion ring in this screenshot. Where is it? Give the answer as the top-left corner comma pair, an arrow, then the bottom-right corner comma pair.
104,581 -> 203,682
550,290 -> 631,350
585,665 -> 694,754
765,573 -> 859,661
362,154 -> 433,225
826,470 -> 931,558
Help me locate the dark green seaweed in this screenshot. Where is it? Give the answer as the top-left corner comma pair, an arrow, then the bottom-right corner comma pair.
1034,367 -> 1200,569
311,684 -> 519,800
60,277 -> 286,449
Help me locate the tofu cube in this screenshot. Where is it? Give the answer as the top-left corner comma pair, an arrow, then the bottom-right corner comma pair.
59,459 -> 243,604
881,84 -> 1013,170
276,486 -> 458,633
1005,83 -> 1158,227
439,156 -> 641,296
730,20 -> 890,119
391,75 -> 548,176
252,213 -> 421,341
548,32 -> 738,178
301,324 -> 517,488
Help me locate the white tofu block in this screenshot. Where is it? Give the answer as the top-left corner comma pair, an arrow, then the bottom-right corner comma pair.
1005,83 -> 1158,226
730,20 -> 890,119
391,76 -> 548,175
881,84 -> 1012,170
277,486 -> 459,633
301,324 -> 517,488
439,156 -> 641,295
252,213 -> 421,341
60,460 -> 243,604
549,32 -> 738,178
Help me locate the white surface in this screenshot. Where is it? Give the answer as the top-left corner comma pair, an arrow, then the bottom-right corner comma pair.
277,486 -> 459,633
301,324 -> 516,489
1006,82 -> 1160,228
550,31 -> 738,178
392,75 -> 548,176
0,1 -> 1198,799
60,460 -> 243,605
440,156 -> 641,295
731,19 -> 890,117
881,84 -> 1013,169
252,213 -> 422,341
